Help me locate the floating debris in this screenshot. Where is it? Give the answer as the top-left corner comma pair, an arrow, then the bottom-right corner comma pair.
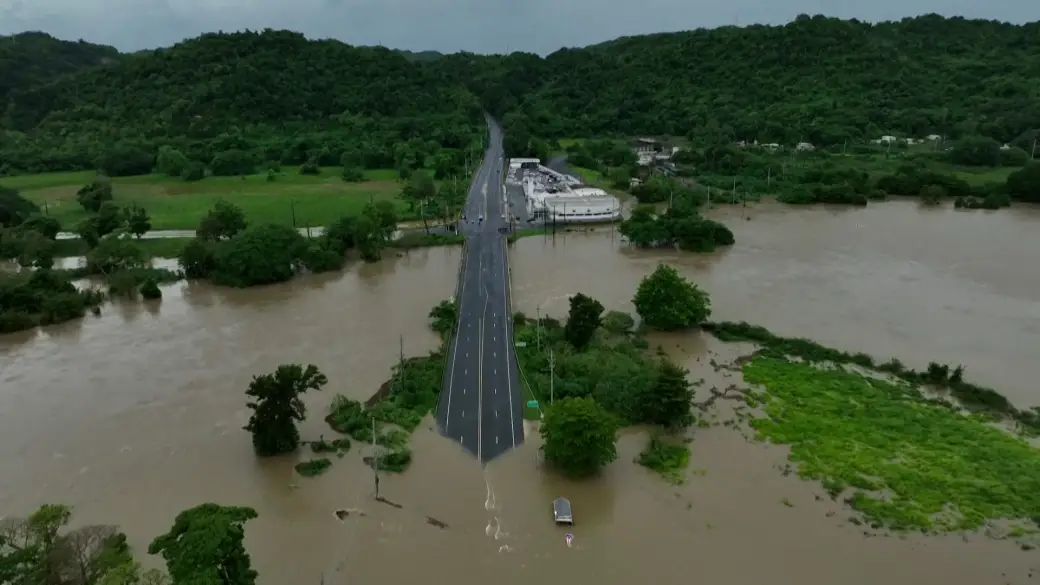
334,508 -> 366,521
375,496 -> 402,509
426,516 -> 448,529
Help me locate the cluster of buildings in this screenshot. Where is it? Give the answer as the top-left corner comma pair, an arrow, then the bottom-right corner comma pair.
633,138 -> 682,166
507,158 -> 622,224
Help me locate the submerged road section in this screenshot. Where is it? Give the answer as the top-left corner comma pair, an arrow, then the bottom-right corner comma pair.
435,118 -> 525,463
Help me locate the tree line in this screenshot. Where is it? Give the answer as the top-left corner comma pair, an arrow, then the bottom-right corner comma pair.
0,169 -> 469,333
0,501 -> 260,585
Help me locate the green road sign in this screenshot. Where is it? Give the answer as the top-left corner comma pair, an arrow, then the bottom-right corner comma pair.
526,400 -> 539,408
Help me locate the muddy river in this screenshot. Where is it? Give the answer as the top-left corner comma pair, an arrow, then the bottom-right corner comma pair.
2,200 -> 1038,584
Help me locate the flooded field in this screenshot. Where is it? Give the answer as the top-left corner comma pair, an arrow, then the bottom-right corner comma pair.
2,200 -> 1038,584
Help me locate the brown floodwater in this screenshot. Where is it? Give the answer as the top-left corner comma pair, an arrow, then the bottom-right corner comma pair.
1,200 -> 1038,584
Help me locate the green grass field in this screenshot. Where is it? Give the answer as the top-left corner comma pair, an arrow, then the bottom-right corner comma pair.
743,356 -> 1040,538
4,167 -> 417,231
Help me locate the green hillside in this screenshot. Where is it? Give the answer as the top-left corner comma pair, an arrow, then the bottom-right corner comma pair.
483,15 -> 1040,149
1,30 -> 484,174
2,16 -> 1039,176
0,31 -> 121,105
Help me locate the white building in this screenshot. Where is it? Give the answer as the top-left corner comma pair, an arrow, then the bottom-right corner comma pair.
509,157 -> 540,169
521,170 -> 621,224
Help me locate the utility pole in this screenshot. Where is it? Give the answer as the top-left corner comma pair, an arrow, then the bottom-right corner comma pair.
536,305 -> 541,352
548,347 -> 556,405
371,415 -> 379,499
1032,139 -> 1037,160
398,334 -> 405,388
767,167 -> 772,188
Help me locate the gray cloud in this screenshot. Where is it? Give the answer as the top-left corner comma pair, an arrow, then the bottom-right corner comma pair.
1,0 -> 1037,54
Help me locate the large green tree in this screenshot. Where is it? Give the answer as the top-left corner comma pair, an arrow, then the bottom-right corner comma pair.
633,264 -> 712,330
197,201 -> 247,241
75,178 -> 113,213
641,360 -> 695,429
563,292 -> 604,351
540,396 -> 618,477
244,364 -> 328,456
0,503 -> 152,585
211,224 -> 307,288
148,504 -> 257,585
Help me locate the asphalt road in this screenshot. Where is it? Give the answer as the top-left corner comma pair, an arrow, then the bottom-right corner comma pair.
435,116 -> 525,463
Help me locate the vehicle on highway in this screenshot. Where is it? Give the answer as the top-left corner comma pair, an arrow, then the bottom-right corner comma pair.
552,497 -> 573,525
479,214 -> 484,222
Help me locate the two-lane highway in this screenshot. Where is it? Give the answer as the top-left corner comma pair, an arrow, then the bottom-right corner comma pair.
435,118 -> 524,463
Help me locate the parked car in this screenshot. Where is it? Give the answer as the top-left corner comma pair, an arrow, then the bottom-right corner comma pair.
552,497 -> 573,525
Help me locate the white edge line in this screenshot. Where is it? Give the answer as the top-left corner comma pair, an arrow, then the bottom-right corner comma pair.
445,164 -> 483,430
501,237 -> 517,447
443,245 -> 467,431
478,284 -> 489,462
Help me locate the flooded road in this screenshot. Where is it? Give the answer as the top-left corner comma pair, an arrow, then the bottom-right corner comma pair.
2,200 -> 1038,584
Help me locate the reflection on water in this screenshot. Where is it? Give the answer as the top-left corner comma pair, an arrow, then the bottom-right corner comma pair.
2,202 -> 1038,585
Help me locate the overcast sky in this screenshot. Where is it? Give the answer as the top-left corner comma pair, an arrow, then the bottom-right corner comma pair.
1,0 -> 1037,55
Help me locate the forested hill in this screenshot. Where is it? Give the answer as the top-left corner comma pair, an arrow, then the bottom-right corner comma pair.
3,16 -> 1040,175
0,32 -> 121,102
394,49 -> 446,62
1,30 -> 484,174
478,14 -> 1040,149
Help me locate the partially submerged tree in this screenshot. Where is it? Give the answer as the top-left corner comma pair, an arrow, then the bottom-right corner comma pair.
148,504 -> 257,585
244,364 -> 328,456
0,504 -> 150,585
642,359 -> 695,429
210,224 -> 307,287
633,264 -> 711,330
540,396 -> 618,477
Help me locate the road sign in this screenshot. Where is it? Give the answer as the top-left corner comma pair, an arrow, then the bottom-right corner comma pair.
526,400 -> 539,408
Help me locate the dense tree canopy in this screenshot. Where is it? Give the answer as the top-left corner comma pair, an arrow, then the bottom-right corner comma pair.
148,504 -> 257,585
634,264 -> 712,330
540,396 -> 619,477
5,16 -> 1039,179
1,29 -> 484,175
469,15 -> 1040,148
0,503 -> 165,585
563,292 -> 604,350
244,364 -> 328,456
0,32 -> 120,104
